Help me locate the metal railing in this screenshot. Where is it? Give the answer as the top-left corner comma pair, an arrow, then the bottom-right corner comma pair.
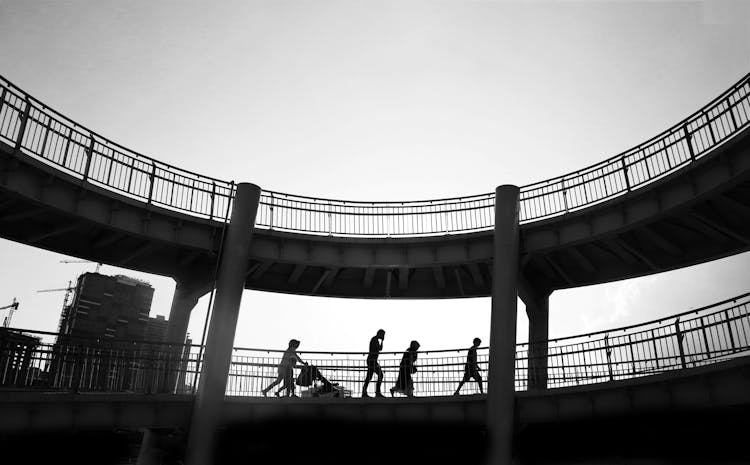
1,72 -> 749,236
1,292 -> 748,396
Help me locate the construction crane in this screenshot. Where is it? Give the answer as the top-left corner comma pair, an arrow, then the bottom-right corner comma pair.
0,298 -> 18,327
59,259 -> 102,273
37,282 -> 75,334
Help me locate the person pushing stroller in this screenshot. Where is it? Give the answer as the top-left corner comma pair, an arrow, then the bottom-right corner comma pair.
262,339 -> 307,397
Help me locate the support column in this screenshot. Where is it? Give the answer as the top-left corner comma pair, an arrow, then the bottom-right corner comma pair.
526,293 -> 550,391
161,280 -> 211,394
487,185 -> 520,465
135,429 -> 163,465
184,183 -> 261,465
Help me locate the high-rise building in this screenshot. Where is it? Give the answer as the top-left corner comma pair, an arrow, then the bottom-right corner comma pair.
57,272 -> 155,342
145,315 -> 169,343
51,272 -> 165,391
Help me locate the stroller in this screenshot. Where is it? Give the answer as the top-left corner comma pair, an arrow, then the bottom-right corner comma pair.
296,364 -> 352,398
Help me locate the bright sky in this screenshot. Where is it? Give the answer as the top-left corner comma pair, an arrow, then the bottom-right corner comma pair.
0,1 -> 749,354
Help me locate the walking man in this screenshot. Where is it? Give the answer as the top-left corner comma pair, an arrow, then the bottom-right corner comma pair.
454,337 -> 484,395
362,329 -> 385,397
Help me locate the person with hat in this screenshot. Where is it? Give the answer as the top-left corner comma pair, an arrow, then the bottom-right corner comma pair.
390,340 -> 420,397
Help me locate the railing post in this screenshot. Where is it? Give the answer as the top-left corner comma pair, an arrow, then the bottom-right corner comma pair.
82,135 -> 96,182
147,162 -> 156,204
269,192 -> 274,230
0,86 -> 7,118
14,97 -> 31,152
704,110 -> 717,145
683,124 -> 696,161
674,318 -> 687,369
723,310 -> 736,352
209,181 -> 216,219
328,202 -> 333,236
727,97 -> 739,131
651,330 -> 660,369
628,334 -> 636,375
700,317 -> 711,359
621,157 -> 631,192
561,179 -> 569,213
604,334 -> 613,381
39,115 -> 52,157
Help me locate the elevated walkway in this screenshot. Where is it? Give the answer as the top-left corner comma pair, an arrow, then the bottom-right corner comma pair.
1,356 -> 748,463
1,74 -> 749,298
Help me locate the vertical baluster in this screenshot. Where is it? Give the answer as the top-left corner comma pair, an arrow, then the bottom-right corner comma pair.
82,135 -> 95,182
209,181 -> 216,219
683,123 -> 696,161
621,157 -> 631,192
14,97 -> 30,152
724,309 -> 736,352
675,318 -> 687,369
604,334 -> 613,381
727,97 -> 739,131
651,330 -> 660,369
700,317 -> 711,360
704,110 -> 717,145
147,162 -> 156,204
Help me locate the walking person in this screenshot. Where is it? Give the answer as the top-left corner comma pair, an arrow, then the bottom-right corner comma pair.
362,329 -> 386,397
262,339 -> 307,397
454,338 -> 484,395
390,340 -> 420,397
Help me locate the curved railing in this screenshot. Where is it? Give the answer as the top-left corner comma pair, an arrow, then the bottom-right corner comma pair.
2,292 -> 748,396
1,73 -> 749,236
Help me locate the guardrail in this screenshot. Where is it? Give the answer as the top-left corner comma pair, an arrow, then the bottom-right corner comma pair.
1,73 -> 749,236
1,292 -> 747,396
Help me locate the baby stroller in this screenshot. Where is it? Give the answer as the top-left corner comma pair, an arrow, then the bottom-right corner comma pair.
296,364 -> 352,398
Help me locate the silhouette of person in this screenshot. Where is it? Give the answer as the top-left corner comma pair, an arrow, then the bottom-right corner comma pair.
362,329 -> 385,397
454,337 -> 483,395
262,339 -> 307,397
390,340 -> 420,397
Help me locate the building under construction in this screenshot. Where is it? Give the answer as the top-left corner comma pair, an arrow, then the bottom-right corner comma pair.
51,272 -> 170,391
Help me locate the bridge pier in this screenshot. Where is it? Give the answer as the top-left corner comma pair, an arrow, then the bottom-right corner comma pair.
162,279 -> 213,394
487,185 -> 520,465
519,282 -> 551,391
135,429 -> 163,465
184,183 -> 261,465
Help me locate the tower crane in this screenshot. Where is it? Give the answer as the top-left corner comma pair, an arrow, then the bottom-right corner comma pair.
0,298 -> 18,327
37,282 -> 75,334
59,259 -> 102,273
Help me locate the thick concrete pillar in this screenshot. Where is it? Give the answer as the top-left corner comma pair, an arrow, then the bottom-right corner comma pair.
486,185 -> 520,465
184,183 -> 261,465
526,293 -> 550,390
135,429 -> 163,465
161,281 -> 211,394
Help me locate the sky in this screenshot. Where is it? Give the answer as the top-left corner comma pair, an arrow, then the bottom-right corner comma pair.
0,0 -> 749,354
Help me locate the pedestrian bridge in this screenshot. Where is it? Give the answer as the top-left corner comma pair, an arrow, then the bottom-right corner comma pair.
0,73 -> 749,300
1,291 -> 748,425
1,293 -> 749,463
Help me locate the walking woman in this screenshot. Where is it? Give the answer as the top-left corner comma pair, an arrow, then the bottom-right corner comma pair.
390,340 -> 420,397
262,339 -> 307,397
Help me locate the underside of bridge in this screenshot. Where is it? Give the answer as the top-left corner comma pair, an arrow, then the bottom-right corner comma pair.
1,124 -> 749,301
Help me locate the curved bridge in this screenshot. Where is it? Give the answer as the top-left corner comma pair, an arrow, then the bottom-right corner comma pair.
1,293 -> 749,464
1,74 -> 749,299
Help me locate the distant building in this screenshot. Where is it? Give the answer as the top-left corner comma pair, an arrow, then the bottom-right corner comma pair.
0,328 -> 41,387
145,314 -> 169,343
57,272 -> 155,342
51,272 -> 169,391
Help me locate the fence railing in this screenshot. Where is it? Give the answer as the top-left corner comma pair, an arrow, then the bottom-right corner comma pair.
1,292 -> 748,396
2,72 -> 749,236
